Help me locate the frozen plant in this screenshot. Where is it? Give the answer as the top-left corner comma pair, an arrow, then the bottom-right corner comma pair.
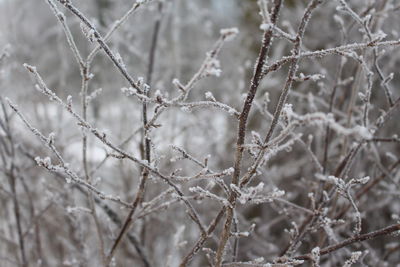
1,0 -> 400,266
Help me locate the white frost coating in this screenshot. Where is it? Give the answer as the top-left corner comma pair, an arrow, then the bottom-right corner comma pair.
354,126 -> 372,139
80,22 -> 95,42
228,108 -> 237,116
282,103 -> 294,117
205,91 -> 216,101
282,104 -> 373,139
86,88 -> 102,103
299,73 -> 325,81
220,27 -> 239,41
66,206 -> 91,214
189,186 -> 231,207
231,182 -> 265,204
343,251 -> 362,267
115,52 -> 126,70
56,12 -> 65,20
23,63 -> 36,72
48,132 -> 55,140
43,157 -> 51,166
180,106 -> 191,113
260,23 -> 272,31
270,188 -> 285,198
204,58 -> 222,77
223,167 -> 234,175
154,90 -> 162,98
121,87 -> 137,96
311,247 -> 321,265
172,78 -> 181,87
351,176 -> 370,185
251,131 -> 262,144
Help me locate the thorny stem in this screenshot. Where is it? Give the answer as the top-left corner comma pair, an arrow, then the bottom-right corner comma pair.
214,1 -> 283,266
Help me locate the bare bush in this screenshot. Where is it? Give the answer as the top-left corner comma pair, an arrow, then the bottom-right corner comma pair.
1,0 -> 400,266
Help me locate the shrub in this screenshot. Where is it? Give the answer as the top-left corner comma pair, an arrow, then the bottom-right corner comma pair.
1,0 -> 400,266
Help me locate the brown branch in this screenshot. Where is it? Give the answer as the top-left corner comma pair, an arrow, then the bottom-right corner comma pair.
105,4 -> 163,265
213,1 -> 283,266
293,223 -> 400,261
180,208 -> 225,267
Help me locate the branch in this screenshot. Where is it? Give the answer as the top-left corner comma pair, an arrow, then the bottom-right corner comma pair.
293,223 -> 400,261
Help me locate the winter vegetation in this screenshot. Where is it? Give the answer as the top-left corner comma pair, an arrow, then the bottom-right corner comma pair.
1,0 -> 400,266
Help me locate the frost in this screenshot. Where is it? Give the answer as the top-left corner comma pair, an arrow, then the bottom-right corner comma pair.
180,106 -> 191,113
311,247 -> 320,265
223,167 -> 234,175
382,72 -> 394,85
205,91 -> 216,101
80,22 -> 95,42
204,58 -> 222,77
23,63 -> 36,72
260,23 -> 272,31
66,206 -> 91,214
115,52 -> 126,70
48,132 -> 55,145
56,12 -> 65,21
251,131 -> 263,145
189,186 -> 231,207
154,90 -> 163,98
35,156 -> 52,167
270,188 -> 285,198
172,78 -> 180,85
228,108 -> 236,116
220,27 -> 239,41
343,251 -> 362,267
353,126 -> 372,139
121,87 -> 137,96
66,95 -> 72,108
282,103 -> 294,118
310,74 -> 324,81
3,1 -> 400,265
231,182 -> 265,204
86,88 -> 102,103
87,73 -> 95,80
